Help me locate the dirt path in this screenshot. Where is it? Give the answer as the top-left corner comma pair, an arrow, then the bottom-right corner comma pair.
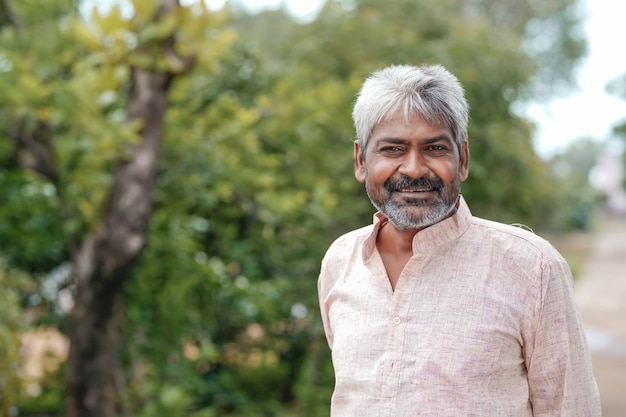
574,215 -> 626,416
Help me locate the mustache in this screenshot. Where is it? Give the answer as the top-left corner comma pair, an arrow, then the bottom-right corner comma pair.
384,175 -> 444,193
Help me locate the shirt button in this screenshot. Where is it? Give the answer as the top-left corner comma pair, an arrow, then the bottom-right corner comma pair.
392,316 -> 401,325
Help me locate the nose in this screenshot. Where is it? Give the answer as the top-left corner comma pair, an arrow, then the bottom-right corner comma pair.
398,149 -> 429,179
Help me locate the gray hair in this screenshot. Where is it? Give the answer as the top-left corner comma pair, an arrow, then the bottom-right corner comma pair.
352,64 -> 469,151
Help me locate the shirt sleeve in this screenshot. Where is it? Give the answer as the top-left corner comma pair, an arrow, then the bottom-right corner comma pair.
525,255 -> 601,416
318,255 -> 334,349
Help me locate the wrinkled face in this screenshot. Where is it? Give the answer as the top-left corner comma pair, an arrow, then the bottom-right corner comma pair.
354,109 -> 469,231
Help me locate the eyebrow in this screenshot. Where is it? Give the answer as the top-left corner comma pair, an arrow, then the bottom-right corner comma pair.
376,137 -> 408,145
423,135 -> 454,145
375,134 -> 454,145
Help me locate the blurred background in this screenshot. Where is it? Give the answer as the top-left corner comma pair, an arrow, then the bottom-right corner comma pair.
1,0 -> 625,416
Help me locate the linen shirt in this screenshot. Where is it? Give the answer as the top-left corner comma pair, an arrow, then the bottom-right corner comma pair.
318,197 -> 601,417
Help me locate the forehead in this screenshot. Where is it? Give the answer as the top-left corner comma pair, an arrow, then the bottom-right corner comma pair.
370,108 -> 453,142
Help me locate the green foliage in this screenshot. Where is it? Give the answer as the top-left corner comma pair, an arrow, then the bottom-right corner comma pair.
16,373 -> 65,417
0,171 -> 66,271
0,260 -> 33,415
116,42 -> 340,414
0,0 -> 590,415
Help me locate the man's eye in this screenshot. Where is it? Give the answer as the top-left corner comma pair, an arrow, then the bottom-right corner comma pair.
427,145 -> 447,152
380,146 -> 403,153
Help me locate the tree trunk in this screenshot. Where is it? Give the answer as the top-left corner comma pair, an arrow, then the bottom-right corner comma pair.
0,0 -> 22,33
2,0 -> 188,415
65,65 -> 175,417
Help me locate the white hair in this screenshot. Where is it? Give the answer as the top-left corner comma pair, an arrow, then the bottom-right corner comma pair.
352,64 -> 469,151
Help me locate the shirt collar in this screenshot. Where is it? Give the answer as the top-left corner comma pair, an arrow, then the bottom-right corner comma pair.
361,195 -> 473,262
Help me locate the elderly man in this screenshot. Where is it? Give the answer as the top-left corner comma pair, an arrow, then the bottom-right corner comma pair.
318,64 -> 601,416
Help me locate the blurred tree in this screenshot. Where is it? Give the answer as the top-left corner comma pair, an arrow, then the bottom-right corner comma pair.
463,0 -> 587,97
0,260 -> 32,415
62,0 -> 191,413
607,73 -> 626,188
0,0 -> 231,415
114,32 -> 341,417
547,138 -> 603,230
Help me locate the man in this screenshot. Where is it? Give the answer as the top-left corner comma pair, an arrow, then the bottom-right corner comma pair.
317,64 -> 601,416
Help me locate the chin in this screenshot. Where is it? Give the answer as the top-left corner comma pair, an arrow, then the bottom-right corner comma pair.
384,201 -> 454,230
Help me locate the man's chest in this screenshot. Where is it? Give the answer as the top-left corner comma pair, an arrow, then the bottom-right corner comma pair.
326,257 -> 533,381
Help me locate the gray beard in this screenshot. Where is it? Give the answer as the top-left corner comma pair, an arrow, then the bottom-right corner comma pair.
375,196 -> 457,230
365,175 -> 461,231
368,192 -> 457,231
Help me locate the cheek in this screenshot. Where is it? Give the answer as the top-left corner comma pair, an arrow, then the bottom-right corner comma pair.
363,164 -> 392,199
366,159 -> 398,182
433,160 -> 461,182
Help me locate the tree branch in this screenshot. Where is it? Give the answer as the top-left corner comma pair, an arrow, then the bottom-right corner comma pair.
11,118 -> 60,185
0,0 -> 22,33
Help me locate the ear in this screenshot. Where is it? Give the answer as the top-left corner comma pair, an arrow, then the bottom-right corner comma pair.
354,140 -> 366,183
459,141 -> 469,182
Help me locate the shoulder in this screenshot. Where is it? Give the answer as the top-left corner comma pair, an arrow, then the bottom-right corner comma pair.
318,224 -> 374,294
322,224 -> 373,264
464,217 -> 573,301
468,216 -> 563,263
318,225 -> 379,348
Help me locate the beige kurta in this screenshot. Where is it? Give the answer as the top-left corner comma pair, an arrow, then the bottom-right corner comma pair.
318,197 -> 601,416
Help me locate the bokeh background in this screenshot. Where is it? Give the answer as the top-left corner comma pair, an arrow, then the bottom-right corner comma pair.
1,0 -> 625,416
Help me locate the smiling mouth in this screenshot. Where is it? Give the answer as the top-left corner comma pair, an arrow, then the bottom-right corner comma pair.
385,175 -> 444,196
397,188 -> 434,193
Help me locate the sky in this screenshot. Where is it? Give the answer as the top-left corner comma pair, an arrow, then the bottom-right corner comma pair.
205,0 -> 324,17
209,0 -> 626,159
524,0 -> 626,157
